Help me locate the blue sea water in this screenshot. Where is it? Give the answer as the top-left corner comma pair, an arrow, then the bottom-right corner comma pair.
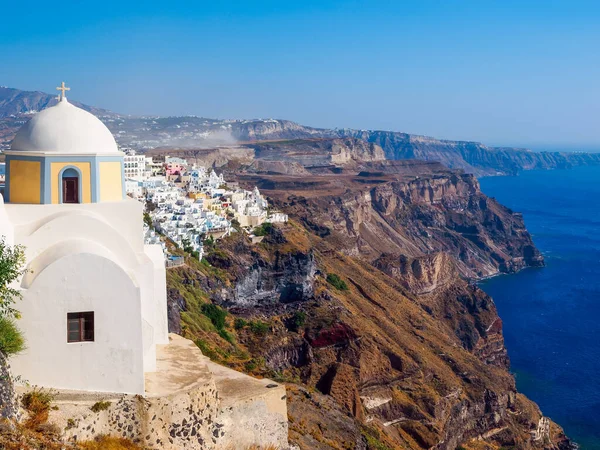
479,166 -> 600,449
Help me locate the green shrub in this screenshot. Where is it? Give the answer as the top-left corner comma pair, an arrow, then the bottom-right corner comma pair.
0,316 -> 25,355
218,329 -> 234,344
326,273 -> 349,291
0,239 -> 26,319
143,212 -> 153,228
200,258 -> 211,267
203,236 -> 215,249
245,359 -> 258,372
195,339 -> 219,361
289,311 -> 307,332
253,223 -> 273,236
90,400 -> 111,413
200,303 -> 227,330
234,318 -> 248,330
361,426 -> 392,450
249,320 -> 270,336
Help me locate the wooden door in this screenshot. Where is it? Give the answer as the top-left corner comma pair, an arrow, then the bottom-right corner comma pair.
62,177 -> 79,203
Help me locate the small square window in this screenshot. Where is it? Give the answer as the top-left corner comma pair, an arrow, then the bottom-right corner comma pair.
67,312 -> 94,343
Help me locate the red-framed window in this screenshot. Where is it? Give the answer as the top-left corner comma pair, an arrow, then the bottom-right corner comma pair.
67,312 -> 95,343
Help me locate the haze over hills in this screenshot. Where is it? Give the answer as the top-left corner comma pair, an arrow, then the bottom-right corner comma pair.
2,86 -> 600,176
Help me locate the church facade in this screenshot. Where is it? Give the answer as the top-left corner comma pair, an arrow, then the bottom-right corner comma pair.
0,87 -> 168,394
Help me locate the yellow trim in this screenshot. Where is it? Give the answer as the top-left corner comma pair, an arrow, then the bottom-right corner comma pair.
99,161 -> 123,202
50,162 -> 92,204
9,160 -> 41,204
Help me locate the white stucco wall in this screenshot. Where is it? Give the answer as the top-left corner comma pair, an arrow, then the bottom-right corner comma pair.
145,245 -> 169,345
10,252 -> 145,394
0,200 -> 169,394
0,194 -> 14,246
5,199 -> 145,254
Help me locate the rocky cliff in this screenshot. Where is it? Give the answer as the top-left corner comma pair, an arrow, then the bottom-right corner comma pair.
343,130 -> 600,176
239,169 -> 544,279
250,138 -> 386,168
234,123 -> 600,176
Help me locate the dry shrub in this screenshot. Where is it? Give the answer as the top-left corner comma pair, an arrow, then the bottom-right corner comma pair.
78,435 -> 142,449
21,387 -> 55,429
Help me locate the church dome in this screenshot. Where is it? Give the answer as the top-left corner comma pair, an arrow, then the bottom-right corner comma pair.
10,98 -> 119,155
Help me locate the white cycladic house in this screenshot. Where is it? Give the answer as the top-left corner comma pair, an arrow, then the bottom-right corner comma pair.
0,91 -> 168,395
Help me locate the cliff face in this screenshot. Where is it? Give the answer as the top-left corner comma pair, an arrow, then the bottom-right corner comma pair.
248,137 -> 386,170
231,119 -> 600,176
246,171 -> 543,279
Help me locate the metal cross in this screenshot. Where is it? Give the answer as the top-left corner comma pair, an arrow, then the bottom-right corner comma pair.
56,81 -> 70,99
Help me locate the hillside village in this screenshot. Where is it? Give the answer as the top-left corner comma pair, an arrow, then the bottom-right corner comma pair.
123,150 -> 287,261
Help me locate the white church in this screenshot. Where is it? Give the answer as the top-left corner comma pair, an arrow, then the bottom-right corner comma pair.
0,83 -> 168,395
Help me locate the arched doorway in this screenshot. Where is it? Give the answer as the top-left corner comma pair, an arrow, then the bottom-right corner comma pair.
61,168 -> 80,203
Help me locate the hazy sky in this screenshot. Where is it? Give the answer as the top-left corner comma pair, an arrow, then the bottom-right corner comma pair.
2,0 -> 600,149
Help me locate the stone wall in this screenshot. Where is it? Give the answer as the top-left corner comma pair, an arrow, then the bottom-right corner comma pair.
0,352 -> 18,420
27,334 -> 289,449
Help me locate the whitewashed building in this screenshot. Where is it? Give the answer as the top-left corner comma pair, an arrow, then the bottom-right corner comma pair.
124,150 -> 147,180
0,91 -> 168,395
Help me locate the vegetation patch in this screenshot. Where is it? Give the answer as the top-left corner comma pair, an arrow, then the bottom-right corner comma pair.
326,273 -> 349,291
201,303 -> 228,330
218,328 -> 235,344
287,311 -> 307,332
253,223 -> 274,236
21,387 -> 56,429
234,318 -> 248,330
361,426 -> 393,450
79,435 -> 142,449
195,338 -> 220,361
249,320 -> 270,336
0,316 -> 25,355
90,400 -> 111,413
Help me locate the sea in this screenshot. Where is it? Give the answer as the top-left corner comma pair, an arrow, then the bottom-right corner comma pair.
479,166 -> 600,449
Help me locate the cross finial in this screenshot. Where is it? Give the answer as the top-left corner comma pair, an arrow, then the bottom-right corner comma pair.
56,81 -> 70,100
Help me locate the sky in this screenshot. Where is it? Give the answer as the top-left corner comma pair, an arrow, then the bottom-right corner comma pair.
1,0 -> 600,150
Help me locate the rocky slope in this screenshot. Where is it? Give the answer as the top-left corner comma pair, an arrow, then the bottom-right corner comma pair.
164,164 -> 573,449
166,222 -> 572,450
